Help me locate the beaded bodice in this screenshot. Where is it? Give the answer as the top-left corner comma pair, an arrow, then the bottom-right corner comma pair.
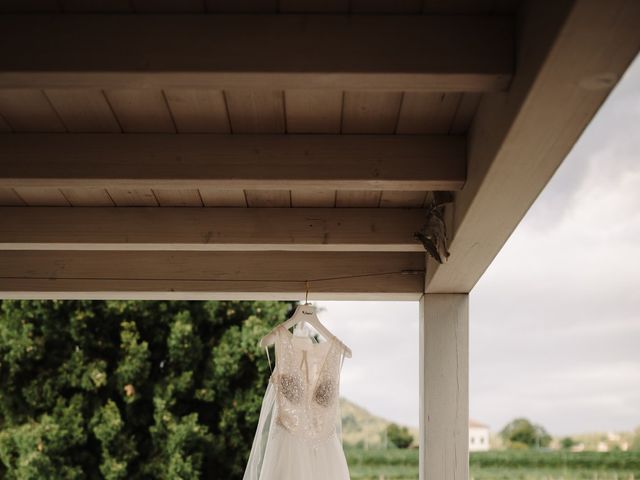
271,325 -> 345,441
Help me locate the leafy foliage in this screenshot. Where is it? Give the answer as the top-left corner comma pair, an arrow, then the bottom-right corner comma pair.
385,423 -> 414,449
0,300 -> 295,479
500,418 -> 552,449
632,427 -> 640,452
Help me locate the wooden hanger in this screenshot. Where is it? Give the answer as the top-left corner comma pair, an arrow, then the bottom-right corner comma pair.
259,282 -> 352,358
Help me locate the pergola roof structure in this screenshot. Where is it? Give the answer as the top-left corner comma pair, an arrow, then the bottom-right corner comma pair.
0,1 -> 638,476
1,0 -> 636,301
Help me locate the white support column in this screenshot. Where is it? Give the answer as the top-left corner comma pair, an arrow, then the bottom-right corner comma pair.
419,293 -> 469,480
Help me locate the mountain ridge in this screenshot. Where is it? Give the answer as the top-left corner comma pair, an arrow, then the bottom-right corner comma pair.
340,397 -> 418,447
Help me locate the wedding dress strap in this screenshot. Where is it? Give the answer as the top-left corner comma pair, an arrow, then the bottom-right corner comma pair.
265,346 -> 273,374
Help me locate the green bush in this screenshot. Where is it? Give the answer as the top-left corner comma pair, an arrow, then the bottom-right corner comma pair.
386,423 -> 414,449
0,300 -> 295,480
500,418 -> 551,449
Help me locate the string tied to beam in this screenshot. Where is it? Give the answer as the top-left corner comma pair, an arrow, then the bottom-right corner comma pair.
3,268 -> 425,287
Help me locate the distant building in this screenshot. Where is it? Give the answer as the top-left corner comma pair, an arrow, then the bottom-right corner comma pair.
469,419 -> 490,452
570,443 -> 586,452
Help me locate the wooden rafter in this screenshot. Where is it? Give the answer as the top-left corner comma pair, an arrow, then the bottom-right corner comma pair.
0,251 -> 425,300
0,134 -> 466,191
0,14 -> 513,91
425,0 -> 640,293
0,207 -> 428,252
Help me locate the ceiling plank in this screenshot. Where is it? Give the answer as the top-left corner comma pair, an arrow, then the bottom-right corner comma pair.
60,0 -> 132,12
132,0 -> 205,12
0,15 -> 514,92
152,189 -> 203,207
225,90 -> 285,133
0,0 -> 61,12
0,113 -> 11,132
0,207 -> 427,252
164,89 -> 230,133
336,190 -> 382,207
0,250 -> 425,300
45,89 -> 121,132
342,91 -> 403,134
0,188 -> 24,206
60,188 -> 115,206
104,90 -> 175,133
0,90 -> 66,132
206,0 -> 278,13
199,189 -> 247,207
380,191 -> 427,208
425,0 -> 640,293
279,0 -> 348,12
351,0 -> 422,13
396,92 -> 462,134
108,188 -> 159,207
0,134 -> 466,191
291,190 -> 336,207
245,190 -> 291,207
449,93 -> 481,134
285,90 -> 343,133
13,188 -> 69,206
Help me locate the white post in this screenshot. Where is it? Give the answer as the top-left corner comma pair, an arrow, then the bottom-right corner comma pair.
419,293 -> 469,480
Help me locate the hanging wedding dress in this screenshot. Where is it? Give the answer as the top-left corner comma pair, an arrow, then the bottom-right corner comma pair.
243,324 -> 351,480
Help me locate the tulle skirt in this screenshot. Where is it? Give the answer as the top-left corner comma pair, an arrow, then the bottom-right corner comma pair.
259,423 -> 351,480
243,381 -> 351,480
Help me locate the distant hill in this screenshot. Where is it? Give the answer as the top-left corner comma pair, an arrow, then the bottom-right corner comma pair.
340,397 -> 418,448
339,399 -> 640,453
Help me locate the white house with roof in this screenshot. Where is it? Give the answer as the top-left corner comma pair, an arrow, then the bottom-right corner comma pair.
469,420 -> 490,452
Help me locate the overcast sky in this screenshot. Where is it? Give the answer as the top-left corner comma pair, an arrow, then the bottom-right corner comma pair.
315,55 -> 640,437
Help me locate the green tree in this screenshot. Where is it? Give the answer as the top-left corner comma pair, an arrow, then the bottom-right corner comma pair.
500,418 -> 551,449
0,300 -> 295,479
560,436 -> 576,450
386,423 -> 414,449
631,426 -> 640,452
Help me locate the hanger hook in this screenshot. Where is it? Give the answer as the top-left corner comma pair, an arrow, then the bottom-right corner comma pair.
305,280 -> 309,305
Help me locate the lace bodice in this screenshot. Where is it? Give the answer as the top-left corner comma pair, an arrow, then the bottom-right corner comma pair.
271,325 -> 346,442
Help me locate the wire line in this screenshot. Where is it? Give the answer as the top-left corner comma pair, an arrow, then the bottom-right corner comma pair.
1,269 -> 425,285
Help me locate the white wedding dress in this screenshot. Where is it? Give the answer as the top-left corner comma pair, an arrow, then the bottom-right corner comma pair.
243,324 -> 351,480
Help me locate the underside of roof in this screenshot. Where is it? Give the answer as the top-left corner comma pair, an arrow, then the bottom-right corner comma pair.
0,0 -> 638,299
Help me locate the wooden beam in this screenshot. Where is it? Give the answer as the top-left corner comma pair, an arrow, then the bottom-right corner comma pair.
0,15 -> 513,92
426,0 -> 640,293
419,293 -> 469,480
0,134 -> 466,191
0,251 -> 425,300
0,207 -> 427,252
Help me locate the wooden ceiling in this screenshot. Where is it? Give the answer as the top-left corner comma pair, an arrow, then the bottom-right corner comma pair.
1,0 -> 638,299
0,3 -> 515,209
0,91 -> 477,208
0,0 -> 521,14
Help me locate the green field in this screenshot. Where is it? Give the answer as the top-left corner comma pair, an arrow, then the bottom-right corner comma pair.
346,448 -> 640,480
